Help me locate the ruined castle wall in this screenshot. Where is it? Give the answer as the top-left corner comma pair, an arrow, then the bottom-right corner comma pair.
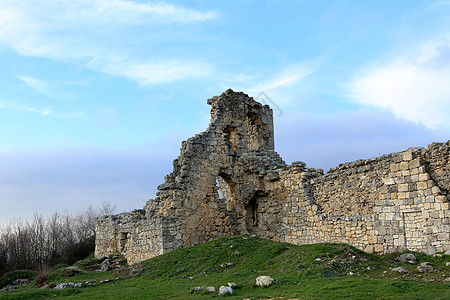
94,209 -> 164,264
279,146 -> 450,254
95,90 -> 449,264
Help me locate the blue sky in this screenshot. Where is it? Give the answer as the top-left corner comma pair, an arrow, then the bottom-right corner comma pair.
1,0 -> 450,222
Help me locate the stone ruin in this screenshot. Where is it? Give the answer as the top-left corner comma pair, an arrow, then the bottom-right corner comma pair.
95,89 -> 450,264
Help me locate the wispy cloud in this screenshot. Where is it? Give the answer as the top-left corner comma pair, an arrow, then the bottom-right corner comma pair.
0,1 -> 217,85
86,57 -> 214,86
223,62 -> 318,107
16,75 -> 53,98
348,39 -> 450,129
0,101 -> 51,116
0,99 -> 86,119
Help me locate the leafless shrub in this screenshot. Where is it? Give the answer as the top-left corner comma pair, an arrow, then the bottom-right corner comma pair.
0,203 -> 115,276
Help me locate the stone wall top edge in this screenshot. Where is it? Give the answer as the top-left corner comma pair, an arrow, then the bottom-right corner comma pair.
278,140 -> 450,179
97,208 -> 147,223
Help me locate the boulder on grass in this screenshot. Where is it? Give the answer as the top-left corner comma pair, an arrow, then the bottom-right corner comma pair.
398,253 -> 416,264
219,286 -> 233,295
255,276 -> 274,287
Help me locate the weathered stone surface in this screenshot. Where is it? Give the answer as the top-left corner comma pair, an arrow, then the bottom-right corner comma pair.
255,275 -> 274,287
399,253 -> 417,264
95,90 -> 450,265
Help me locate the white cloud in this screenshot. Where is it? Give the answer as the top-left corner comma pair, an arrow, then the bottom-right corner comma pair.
0,100 -> 52,116
348,40 -> 450,129
86,57 -> 213,85
16,75 -> 52,97
0,1 -> 217,84
224,62 -> 317,107
0,99 -> 87,119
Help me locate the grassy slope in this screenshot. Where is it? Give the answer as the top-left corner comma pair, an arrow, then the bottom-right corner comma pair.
1,235 -> 449,299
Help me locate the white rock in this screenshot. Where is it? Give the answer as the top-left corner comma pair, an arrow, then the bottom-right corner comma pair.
228,282 -> 237,288
255,276 -> 274,287
219,286 -> 233,295
206,286 -> 216,293
189,286 -> 203,293
54,283 -> 67,289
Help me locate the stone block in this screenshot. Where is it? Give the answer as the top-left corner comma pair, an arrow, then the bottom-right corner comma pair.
400,162 -> 409,170
419,173 -> 429,181
417,182 -> 428,190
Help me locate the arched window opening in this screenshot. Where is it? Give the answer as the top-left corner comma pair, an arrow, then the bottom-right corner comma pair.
215,178 -> 224,199
246,197 -> 258,227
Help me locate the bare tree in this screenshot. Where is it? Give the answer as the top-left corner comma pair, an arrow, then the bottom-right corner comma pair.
0,202 -> 116,274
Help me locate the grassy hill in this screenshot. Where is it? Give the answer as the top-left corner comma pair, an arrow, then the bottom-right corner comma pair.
1,235 -> 449,299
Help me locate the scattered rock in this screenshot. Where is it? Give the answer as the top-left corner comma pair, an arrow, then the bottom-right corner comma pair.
446,262 -> 450,267
206,286 -> 216,293
392,267 -> 408,273
417,262 -> 433,272
219,286 -> 233,295
189,286 -> 204,293
220,262 -> 234,268
255,275 -> 274,287
100,259 -> 110,272
434,254 -> 443,257
54,283 -> 68,290
228,282 -> 237,288
445,250 -> 450,255
100,279 -> 111,284
398,253 -> 416,264
12,279 -> 28,285
0,286 -> 18,292
130,269 -> 138,276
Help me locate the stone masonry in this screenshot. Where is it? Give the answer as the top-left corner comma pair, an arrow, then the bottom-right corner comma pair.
95,89 -> 450,264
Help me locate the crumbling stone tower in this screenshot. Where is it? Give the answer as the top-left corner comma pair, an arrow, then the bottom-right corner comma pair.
96,90 -> 450,264
95,89 -> 287,263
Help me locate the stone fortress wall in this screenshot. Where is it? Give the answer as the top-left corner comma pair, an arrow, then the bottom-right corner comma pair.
95,90 -> 450,264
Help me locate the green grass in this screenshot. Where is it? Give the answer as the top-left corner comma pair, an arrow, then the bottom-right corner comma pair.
1,235 -> 449,299
0,271 -> 35,290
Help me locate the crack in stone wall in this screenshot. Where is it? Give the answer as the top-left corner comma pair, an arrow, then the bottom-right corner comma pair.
95,90 -> 450,264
